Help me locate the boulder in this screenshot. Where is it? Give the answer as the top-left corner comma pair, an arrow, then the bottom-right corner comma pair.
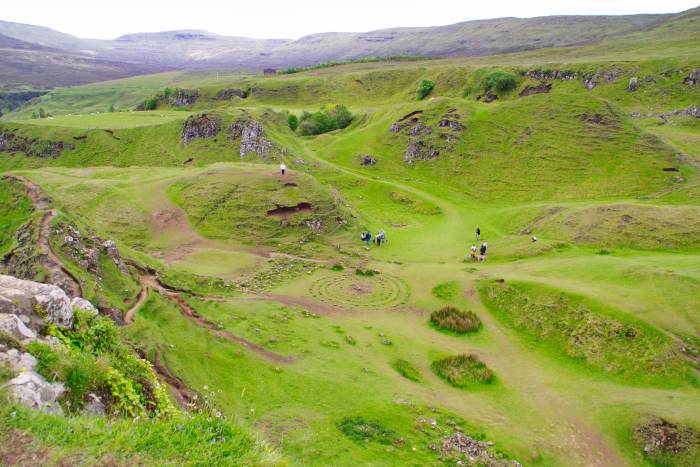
0,314 -> 37,342
0,275 -> 74,329
84,393 -> 106,416
71,297 -> 98,316
404,140 -> 439,164
584,79 -> 597,90
628,77 -> 639,92
683,69 -> 700,86
359,155 -> 377,166
5,371 -> 64,415
181,114 -> 221,145
0,346 -> 37,372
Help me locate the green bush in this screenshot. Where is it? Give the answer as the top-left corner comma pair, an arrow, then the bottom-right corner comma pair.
143,97 -> 158,111
416,79 -> 434,99
287,113 -> 299,131
297,105 -> 353,135
432,354 -> 494,387
430,306 -> 482,333
391,359 -> 422,382
338,417 -> 397,444
480,71 -> 518,93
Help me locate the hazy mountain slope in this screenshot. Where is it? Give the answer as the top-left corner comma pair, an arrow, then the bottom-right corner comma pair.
0,11 -> 677,89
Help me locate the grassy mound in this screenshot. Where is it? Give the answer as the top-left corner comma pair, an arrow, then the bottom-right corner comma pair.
431,281 -> 461,301
391,358 -> 422,382
338,417 -> 397,445
431,354 -> 494,388
479,281 -> 694,385
534,204 -> 700,250
430,306 -> 482,334
167,169 -> 350,246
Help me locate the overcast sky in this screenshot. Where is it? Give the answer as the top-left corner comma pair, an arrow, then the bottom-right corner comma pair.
3,0 -> 699,39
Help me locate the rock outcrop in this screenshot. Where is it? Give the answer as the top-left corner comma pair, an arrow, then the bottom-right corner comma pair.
0,313 -> 37,341
0,130 -> 74,158
181,113 -> 221,145
5,371 -> 65,415
0,344 -> 37,372
229,119 -> 274,158
215,88 -> 249,100
359,155 -> 377,166
524,70 -> 577,81
519,83 -> 552,97
169,88 -> 199,107
403,140 -> 439,164
683,69 -> 700,86
0,275 -> 74,329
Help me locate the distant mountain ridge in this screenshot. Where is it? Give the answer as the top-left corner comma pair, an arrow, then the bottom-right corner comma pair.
0,8 -> 696,89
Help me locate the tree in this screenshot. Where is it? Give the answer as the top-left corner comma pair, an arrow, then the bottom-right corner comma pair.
329,104 -> 353,129
288,114 -> 299,131
108,104 -> 115,113
480,71 -> 518,93
38,107 -> 47,118
417,80 -> 434,100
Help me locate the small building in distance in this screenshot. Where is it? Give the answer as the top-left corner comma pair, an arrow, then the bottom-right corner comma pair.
263,68 -> 277,76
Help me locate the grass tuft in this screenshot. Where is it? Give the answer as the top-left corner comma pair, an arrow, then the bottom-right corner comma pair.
430,306 -> 482,334
338,417 -> 397,445
431,354 -> 494,388
391,359 -> 422,382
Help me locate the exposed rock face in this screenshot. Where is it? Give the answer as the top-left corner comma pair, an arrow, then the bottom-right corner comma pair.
5,371 -> 65,415
181,113 -> 221,145
660,105 -> 700,119
476,92 -> 498,103
0,130 -> 74,158
0,275 -> 74,329
438,119 -> 464,131
56,223 -> 129,278
0,314 -> 37,341
359,155 -> 377,166
170,88 -> 199,107
404,140 -> 439,164
102,240 -> 129,275
409,124 -> 432,136
231,119 -> 273,158
519,83 -> 552,97
524,70 -> 577,80
215,88 -> 249,100
584,79 -> 597,90
683,69 -> 700,86
628,77 -> 639,92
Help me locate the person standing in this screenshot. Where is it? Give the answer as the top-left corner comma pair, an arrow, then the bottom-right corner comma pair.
364,230 -> 372,249
470,244 -> 477,260
475,226 -> 481,243
280,161 -> 286,176
376,230 -> 385,247
480,241 -> 488,260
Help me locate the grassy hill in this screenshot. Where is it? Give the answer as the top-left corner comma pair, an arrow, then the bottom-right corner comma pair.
1,13 -> 700,466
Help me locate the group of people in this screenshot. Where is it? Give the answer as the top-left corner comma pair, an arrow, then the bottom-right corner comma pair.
360,229 -> 386,249
470,225 -> 488,261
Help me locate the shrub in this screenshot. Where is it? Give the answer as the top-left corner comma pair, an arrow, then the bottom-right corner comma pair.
391,359 -> 421,382
143,97 -> 158,110
480,71 -> 518,93
432,354 -> 494,387
338,417 -> 397,444
287,113 -> 299,131
417,79 -> 434,99
329,104 -> 353,129
25,341 -> 59,376
296,105 -> 353,135
430,306 -> 482,333
62,354 -> 109,411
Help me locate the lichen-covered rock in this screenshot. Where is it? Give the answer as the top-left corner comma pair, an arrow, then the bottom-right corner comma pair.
0,275 -> 74,329
238,119 -> 273,158
5,371 -> 64,415
0,314 -> 36,342
181,113 -> 221,145
0,345 -> 37,372
71,297 -> 98,316
628,77 -> 639,92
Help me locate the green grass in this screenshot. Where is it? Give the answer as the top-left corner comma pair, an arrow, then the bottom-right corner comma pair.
431,280 -> 461,301
10,111 -> 190,129
479,280 -> 696,386
0,177 -> 31,255
390,358 -> 422,382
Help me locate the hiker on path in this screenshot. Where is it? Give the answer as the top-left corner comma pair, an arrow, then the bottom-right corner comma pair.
280,162 -> 286,176
361,231 -> 372,249
480,241 -> 488,261
475,226 -> 481,243
376,230 -> 386,247
470,244 -> 477,260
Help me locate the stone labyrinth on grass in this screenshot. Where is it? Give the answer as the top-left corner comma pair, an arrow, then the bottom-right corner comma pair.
309,273 -> 410,309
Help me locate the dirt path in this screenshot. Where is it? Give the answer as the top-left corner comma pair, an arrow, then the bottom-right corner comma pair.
151,350 -> 199,409
5,175 -> 83,298
125,264 -> 294,364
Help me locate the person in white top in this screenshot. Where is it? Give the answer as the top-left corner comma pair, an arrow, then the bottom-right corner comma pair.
280,162 -> 286,176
